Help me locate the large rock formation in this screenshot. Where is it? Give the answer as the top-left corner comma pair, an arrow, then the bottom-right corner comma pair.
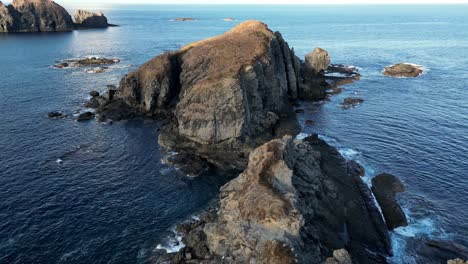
157,135 -> 392,263
299,47 -> 331,100
97,21 -> 330,172
2,0 -> 74,32
0,0 -> 114,32
74,10 -> 109,28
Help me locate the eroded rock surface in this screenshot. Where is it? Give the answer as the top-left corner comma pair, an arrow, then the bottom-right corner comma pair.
157,135 -> 392,263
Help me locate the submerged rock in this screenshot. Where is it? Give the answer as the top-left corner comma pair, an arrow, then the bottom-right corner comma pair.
48,111 -> 67,118
371,173 -> 408,230
174,17 -> 195,21
341,97 -> 364,109
384,63 -> 423,78
74,10 -> 109,28
156,136 -> 392,263
223,17 -> 235,21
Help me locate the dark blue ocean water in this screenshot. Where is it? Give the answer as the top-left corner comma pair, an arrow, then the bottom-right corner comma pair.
0,4 -> 467,264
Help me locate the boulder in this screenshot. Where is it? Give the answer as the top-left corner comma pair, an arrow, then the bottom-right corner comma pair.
305,47 -> 330,75
158,136 -> 392,263
448,259 -> 468,264
74,10 -> 109,28
76,111 -> 95,121
383,63 -> 423,78
371,173 -> 408,230
89,91 -> 100,97
325,249 -> 353,264
5,0 -> 74,32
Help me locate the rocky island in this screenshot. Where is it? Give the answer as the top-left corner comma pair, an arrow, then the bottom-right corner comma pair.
67,19 -> 466,264
0,0 -> 115,32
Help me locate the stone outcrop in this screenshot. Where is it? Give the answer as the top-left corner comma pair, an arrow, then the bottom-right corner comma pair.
1,0 -> 74,32
371,173 -> 408,230
96,21 -> 331,172
74,9 -> 109,28
0,0 -> 114,32
341,97 -> 364,109
300,47 -> 330,100
157,135 -> 392,263
383,63 -> 423,78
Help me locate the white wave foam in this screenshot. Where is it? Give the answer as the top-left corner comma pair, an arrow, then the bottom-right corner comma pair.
295,132 -> 309,140
156,231 -> 185,253
338,148 -> 360,160
56,158 -> 63,163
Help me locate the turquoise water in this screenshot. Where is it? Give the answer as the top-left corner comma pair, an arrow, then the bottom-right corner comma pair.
0,5 -> 467,263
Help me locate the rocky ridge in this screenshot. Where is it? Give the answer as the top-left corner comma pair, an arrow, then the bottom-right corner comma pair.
156,135 -> 393,263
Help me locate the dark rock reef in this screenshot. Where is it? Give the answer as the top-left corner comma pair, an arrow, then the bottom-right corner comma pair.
95,21 -> 332,172
54,57 -> 120,68
371,173 -> 408,230
383,63 -> 423,78
157,135 -> 393,263
0,0 -> 115,32
341,97 -> 364,109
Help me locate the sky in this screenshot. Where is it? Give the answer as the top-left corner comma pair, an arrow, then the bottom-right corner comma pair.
3,0 -> 468,4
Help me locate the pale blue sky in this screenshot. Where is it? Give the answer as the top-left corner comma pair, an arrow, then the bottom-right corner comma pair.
3,0 -> 468,4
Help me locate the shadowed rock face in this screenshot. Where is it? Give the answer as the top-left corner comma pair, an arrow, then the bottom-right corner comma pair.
158,136 -> 392,263
74,10 -> 108,28
5,0 -> 74,32
99,21 -> 329,171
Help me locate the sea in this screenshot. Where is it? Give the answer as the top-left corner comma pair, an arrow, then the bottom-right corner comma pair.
0,4 -> 467,264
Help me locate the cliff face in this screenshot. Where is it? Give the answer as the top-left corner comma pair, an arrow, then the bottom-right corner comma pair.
5,0 -> 74,32
104,21 -> 328,171
158,136 -> 392,263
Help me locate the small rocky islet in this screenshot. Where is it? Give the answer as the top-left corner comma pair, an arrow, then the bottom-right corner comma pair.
384,63 -> 424,78
0,0 -> 115,33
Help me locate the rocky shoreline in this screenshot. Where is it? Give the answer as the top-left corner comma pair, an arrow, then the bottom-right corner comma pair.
55,19 -> 464,263
0,0 -> 115,33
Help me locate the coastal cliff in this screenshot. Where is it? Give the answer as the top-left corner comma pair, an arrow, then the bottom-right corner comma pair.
98,21 -> 330,172
0,0 -> 113,32
157,136 -> 392,263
